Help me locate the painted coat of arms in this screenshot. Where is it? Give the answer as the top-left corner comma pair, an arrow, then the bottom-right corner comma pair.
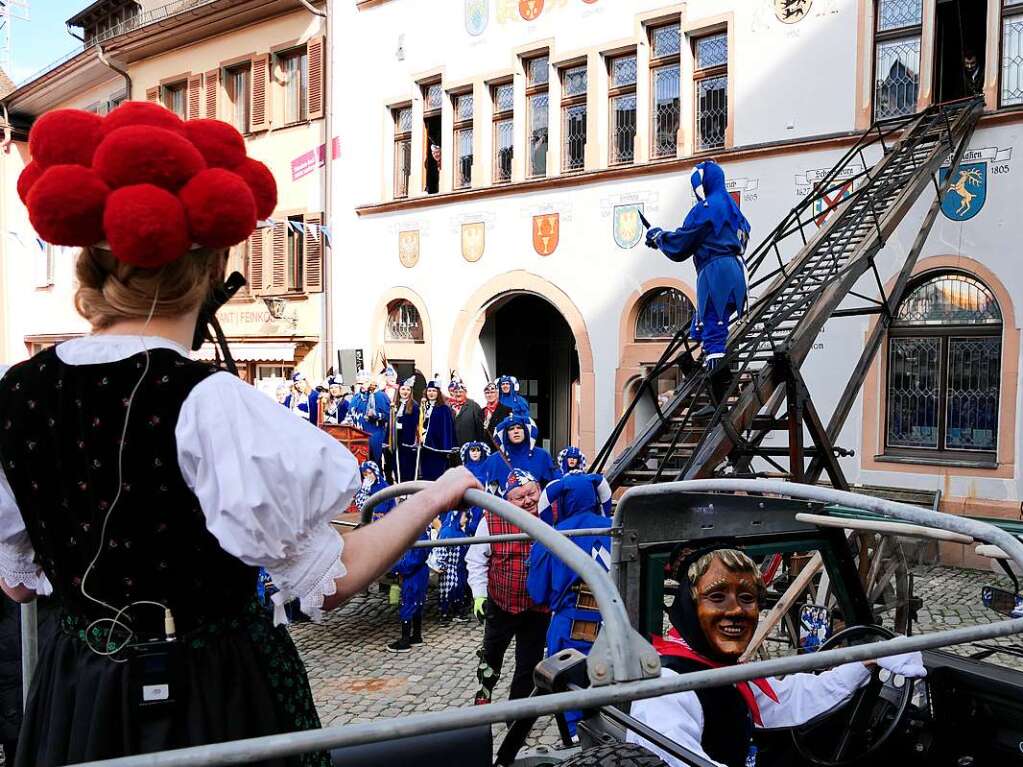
613,204 -> 644,249
939,162 -> 987,221
519,0 -> 543,21
775,0 -> 812,23
729,190 -> 742,208
533,213 -> 559,256
461,222 -> 486,262
812,180 -> 854,227
398,230 -> 420,268
465,0 -> 489,36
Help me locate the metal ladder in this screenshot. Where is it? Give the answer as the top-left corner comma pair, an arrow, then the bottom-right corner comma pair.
594,97 -> 984,489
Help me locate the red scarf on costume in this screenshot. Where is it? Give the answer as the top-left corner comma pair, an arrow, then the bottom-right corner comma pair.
652,628 -> 777,726
450,399 -> 464,416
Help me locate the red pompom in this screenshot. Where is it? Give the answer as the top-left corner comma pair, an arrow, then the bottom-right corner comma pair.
17,161 -> 43,205
94,126 -> 206,191
103,184 -> 191,268
231,158 -> 277,220
27,165 -> 109,247
184,120 -> 247,169
179,169 -> 257,248
28,109 -> 105,168
103,101 -> 186,136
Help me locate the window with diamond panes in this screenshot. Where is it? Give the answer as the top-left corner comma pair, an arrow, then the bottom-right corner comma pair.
453,92 -> 474,189
492,82 -> 514,183
526,55 -> 550,178
650,22 -> 681,159
873,0 -> 922,119
561,64 -> 588,172
393,106 -> 412,199
635,288 -> 695,339
1002,1 -> 1023,106
885,272 -> 1002,459
609,54 -> 637,165
694,32 -> 728,151
386,300 -> 424,342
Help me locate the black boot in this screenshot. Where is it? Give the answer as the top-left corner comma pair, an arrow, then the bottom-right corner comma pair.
386,620 -> 412,653
693,360 -> 732,418
410,614 -> 424,645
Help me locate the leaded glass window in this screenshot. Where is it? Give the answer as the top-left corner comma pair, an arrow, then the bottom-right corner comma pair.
636,288 -> 694,339
386,300 -> 424,342
526,55 -> 550,179
874,0 -> 921,119
653,66 -> 681,159
885,272 -> 1002,458
425,83 -> 443,112
651,24 -> 681,58
393,105 -> 412,199
610,54 -> 637,165
494,82 -> 514,112
528,56 -> 549,86
563,65 -> 588,97
453,91 -> 474,189
561,65 -> 587,172
1002,2 -> 1023,106
694,32 -> 728,151
877,0 -> 922,32
492,81 -> 514,184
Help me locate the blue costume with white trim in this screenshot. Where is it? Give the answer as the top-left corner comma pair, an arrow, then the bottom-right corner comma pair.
459,441 -> 491,534
482,414 -> 561,492
497,375 -> 531,419
347,373 -> 391,463
283,371 -> 320,425
538,468 -> 611,525
527,472 -> 613,735
646,160 -> 751,362
436,510 -> 470,618
354,461 -> 394,521
393,527 -> 431,622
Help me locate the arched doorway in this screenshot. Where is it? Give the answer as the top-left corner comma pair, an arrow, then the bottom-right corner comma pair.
478,294 -> 580,452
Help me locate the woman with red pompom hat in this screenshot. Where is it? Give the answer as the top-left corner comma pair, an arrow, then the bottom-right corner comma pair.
1,104 -> 479,767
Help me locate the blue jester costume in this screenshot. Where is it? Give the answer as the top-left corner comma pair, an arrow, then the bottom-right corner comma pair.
354,461 -> 395,521
386,526 -> 431,652
347,371 -> 391,463
646,160 -> 751,367
436,510 -> 470,620
459,441 -> 491,535
483,414 -> 561,491
527,472 -> 613,735
497,375 -> 531,418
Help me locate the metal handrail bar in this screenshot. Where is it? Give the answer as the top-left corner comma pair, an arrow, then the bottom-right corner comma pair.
407,527 -> 617,548
62,483 -> 1023,766
361,482 -> 658,687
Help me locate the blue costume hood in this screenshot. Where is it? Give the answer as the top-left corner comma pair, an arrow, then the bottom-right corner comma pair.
497,375 -> 531,418
459,440 -> 491,484
687,160 -> 749,238
557,446 -> 587,474
538,472 -> 612,526
493,414 -> 537,457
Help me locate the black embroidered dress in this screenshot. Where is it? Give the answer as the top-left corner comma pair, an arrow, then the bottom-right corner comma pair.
0,336 -> 359,767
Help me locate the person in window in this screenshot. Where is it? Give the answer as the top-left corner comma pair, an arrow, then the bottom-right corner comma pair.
626,547 -> 926,767
346,370 -> 391,464
417,378 -> 457,481
962,50 -> 983,97
481,381 -> 512,444
527,472 -> 613,737
425,139 -> 441,194
0,103 -> 478,767
467,470 -> 550,705
483,414 -> 560,492
449,377 -> 488,447
645,160 -> 751,414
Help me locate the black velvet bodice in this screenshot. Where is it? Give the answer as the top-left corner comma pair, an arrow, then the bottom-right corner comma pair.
0,346 -> 258,635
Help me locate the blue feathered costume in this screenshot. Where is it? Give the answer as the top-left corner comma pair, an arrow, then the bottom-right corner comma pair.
527,473 -> 613,735
646,160 -> 751,366
483,414 -> 561,491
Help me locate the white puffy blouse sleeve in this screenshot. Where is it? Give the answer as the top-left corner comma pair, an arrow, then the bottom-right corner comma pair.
0,464 -> 53,595
176,372 -> 360,625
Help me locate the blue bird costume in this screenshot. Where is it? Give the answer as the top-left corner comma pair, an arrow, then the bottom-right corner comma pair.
459,441 -> 492,534
354,461 -> 395,521
348,380 -> 391,463
646,160 -> 751,363
497,375 -> 531,418
527,472 -> 613,735
483,414 -> 561,492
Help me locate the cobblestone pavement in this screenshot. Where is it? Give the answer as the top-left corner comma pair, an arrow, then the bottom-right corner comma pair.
289,565 -> 1023,753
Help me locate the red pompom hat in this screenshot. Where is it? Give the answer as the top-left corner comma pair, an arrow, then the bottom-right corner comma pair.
19,103 -> 279,268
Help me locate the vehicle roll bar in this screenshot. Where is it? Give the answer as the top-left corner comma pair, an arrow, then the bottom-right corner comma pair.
360,481 -> 660,688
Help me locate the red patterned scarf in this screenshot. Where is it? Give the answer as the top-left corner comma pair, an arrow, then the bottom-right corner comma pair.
652,628 -> 777,726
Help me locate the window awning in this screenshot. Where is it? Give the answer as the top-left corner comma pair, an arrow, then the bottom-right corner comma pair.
192,342 -> 296,363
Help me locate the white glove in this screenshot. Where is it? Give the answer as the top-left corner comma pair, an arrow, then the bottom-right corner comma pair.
876,651 -> 927,679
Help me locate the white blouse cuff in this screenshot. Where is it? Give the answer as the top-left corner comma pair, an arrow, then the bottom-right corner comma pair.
268,529 -> 346,626
0,543 -> 53,596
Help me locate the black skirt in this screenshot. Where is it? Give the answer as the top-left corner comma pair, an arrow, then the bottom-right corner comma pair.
16,600 -> 330,767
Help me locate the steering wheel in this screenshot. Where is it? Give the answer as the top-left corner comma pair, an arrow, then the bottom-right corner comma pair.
790,624 -> 915,766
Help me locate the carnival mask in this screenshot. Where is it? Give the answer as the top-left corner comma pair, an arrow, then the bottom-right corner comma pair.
694,559 -> 760,660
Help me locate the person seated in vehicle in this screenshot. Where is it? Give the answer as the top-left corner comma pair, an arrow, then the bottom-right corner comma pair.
527,472 -> 613,736
627,546 -> 927,767
483,415 -> 561,493
467,470 -> 551,705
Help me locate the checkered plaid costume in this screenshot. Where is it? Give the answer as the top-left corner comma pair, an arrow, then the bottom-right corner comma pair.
485,510 -> 546,615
